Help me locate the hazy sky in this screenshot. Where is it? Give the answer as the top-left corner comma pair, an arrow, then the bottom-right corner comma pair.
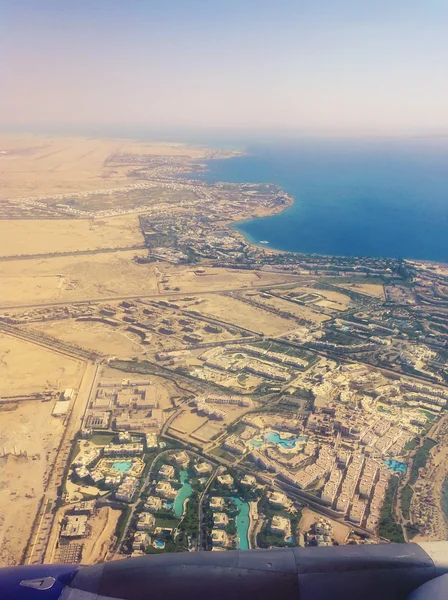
1,0 -> 448,135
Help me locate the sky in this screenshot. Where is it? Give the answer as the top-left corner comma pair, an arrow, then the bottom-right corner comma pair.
1,0 -> 448,136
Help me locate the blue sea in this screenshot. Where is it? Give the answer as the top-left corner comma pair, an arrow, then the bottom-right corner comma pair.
197,138 -> 448,262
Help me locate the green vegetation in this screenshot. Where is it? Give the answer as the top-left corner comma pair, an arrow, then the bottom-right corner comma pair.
420,410 -> 438,422
178,493 -> 199,542
404,438 -> 419,453
58,436 -> 81,499
115,506 -> 132,546
378,476 -> 404,543
255,491 -> 299,548
319,276 -> 385,285
226,421 -> 247,436
226,520 -> 237,536
209,447 -> 237,464
90,432 -> 115,446
258,533 -> 290,548
405,524 -> 420,539
401,484 -> 414,520
154,513 -> 179,528
409,439 -> 437,486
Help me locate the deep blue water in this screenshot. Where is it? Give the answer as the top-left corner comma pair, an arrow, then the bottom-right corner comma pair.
197,139 -> 448,262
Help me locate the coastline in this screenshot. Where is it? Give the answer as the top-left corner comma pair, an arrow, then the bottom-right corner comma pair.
198,142 -> 448,263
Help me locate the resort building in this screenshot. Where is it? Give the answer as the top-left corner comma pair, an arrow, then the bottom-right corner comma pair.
271,515 -> 291,536
104,474 -> 123,488
145,497 -> 163,512
155,481 -> 177,499
349,495 -> 368,525
72,501 -> 96,515
146,433 -> 158,449
170,451 -> 190,467
74,466 -> 90,480
103,443 -> 144,457
211,529 -> 229,548
136,512 -> 156,531
194,461 -> 212,476
217,474 -> 234,487
73,448 -> 101,468
241,474 -> 257,487
213,512 -> 229,529
223,436 -> 246,455
132,532 -> 150,551
116,476 -> 138,502
61,515 -> 88,538
268,491 -> 290,509
209,497 -> 225,511
159,464 -> 175,480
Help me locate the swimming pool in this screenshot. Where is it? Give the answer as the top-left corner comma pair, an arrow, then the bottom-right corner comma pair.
250,431 -> 307,450
384,459 -> 407,474
173,470 -> 193,518
231,497 -> 250,551
112,461 -> 132,473
154,539 -> 165,549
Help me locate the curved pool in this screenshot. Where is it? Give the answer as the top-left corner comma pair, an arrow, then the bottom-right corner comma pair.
231,497 -> 250,550
251,431 -> 307,450
174,469 -> 193,518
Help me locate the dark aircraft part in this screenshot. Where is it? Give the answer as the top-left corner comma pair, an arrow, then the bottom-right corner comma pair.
1,542 -> 447,600
409,573 -> 448,599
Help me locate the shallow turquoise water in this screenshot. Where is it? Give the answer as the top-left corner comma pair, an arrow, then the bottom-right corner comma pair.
265,432 -> 307,448
231,496 -> 250,550
251,432 -> 307,449
112,461 -> 132,473
174,469 -> 193,518
384,459 -> 407,473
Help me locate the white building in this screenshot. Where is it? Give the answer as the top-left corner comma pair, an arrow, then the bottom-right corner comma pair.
194,461 -> 212,476
211,529 -> 229,548
116,477 -> 138,502
217,474 -> 234,487
213,512 -> 229,529
132,531 -> 150,551
271,515 -> 291,536
209,497 -> 225,511
159,464 -> 175,480
136,512 -> 155,531
241,474 -> 257,487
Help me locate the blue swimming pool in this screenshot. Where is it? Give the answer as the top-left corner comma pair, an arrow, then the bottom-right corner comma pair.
231,497 -> 250,551
154,539 -> 165,548
112,461 -> 132,473
174,470 -> 193,518
384,459 -> 407,474
250,431 -> 307,449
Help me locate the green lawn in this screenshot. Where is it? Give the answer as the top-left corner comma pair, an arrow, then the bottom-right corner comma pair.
90,433 -> 115,446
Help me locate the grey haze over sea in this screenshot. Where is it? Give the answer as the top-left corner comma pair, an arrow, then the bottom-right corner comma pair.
196,138 -> 448,263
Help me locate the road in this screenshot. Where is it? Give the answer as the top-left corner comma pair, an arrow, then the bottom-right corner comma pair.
273,337 -> 448,393
0,323 -> 100,361
25,361 -> 100,565
0,276 -> 306,312
0,244 -> 146,262
197,467 -> 219,550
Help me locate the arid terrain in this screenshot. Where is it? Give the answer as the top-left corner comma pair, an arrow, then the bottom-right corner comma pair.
0,134 -> 209,200
0,134 -> 447,567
